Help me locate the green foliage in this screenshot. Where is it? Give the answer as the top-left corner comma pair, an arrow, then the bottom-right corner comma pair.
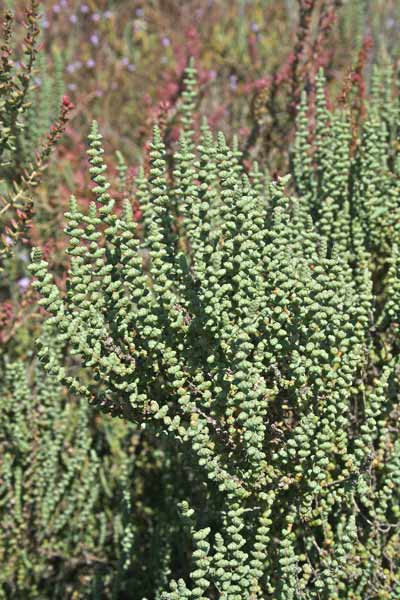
0,2 -> 73,364
0,350 -> 107,598
30,64 -> 400,598
0,1 -> 39,173
0,325 -> 200,599
22,47 -> 65,164
0,1 -> 69,274
0,1 -> 39,267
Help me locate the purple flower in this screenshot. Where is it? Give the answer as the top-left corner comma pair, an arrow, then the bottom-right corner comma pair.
18,250 -> 29,263
161,36 -> 170,47
68,83 -> 77,91
67,61 -> 82,74
53,4 -> 61,13
69,14 -> 78,24
121,57 -> 129,66
135,8 -> 144,17
17,277 -> 30,293
90,33 -> 99,46
128,63 -> 136,72
104,10 -> 113,19
86,58 -> 95,68
60,0 -> 68,5
229,74 -> 238,90
251,22 -> 259,32
91,12 -> 101,22
80,4 -> 89,13
42,19 -> 50,29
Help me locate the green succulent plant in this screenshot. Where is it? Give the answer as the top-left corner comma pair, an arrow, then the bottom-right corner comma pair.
29,63 -> 400,599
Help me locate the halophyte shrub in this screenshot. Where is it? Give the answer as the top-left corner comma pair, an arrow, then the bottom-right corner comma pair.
30,64 -> 400,599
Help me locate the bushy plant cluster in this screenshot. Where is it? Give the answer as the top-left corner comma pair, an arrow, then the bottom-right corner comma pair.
0,0 -> 73,354
1,346 -> 108,598
0,25 -> 193,590
1,0 -> 391,322
1,336 -> 197,599
1,2 -> 400,599
28,63 -> 400,598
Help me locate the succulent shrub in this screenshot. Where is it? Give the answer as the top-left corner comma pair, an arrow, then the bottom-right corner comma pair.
0,344 -> 109,599
0,0 -> 39,265
29,63 -> 400,599
0,1 -> 39,174
0,1 -> 73,354
0,323 -> 200,599
0,0 -> 71,258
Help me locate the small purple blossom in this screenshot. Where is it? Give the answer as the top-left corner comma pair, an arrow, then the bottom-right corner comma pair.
53,4 -> 61,14
42,19 -> 50,29
104,10 -> 113,19
161,36 -> 170,47
68,83 -> 77,91
17,277 -> 30,293
66,61 -> 82,74
90,33 -> 99,46
121,59 -> 136,72
69,14 -> 78,24
80,4 -> 89,13
135,8 -> 144,17
60,0 -> 68,6
86,58 -> 95,68
91,12 -> 101,22
229,74 -> 238,90
18,250 -> 29,264
251,22 -> 259,32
